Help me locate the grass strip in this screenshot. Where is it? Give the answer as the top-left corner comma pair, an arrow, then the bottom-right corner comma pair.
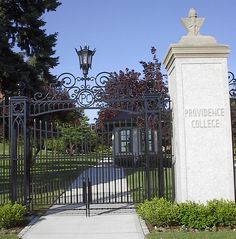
146,231 -> 236,239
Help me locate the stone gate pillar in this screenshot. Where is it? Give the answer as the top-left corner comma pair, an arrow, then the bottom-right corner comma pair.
163,8 -> 235,203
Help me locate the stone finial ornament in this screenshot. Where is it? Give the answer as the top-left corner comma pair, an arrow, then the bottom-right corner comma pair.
181,8 -> 205,36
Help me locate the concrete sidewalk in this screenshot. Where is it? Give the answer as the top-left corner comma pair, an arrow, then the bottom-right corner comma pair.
19,161 -> 148,239
19,204 -> 148,239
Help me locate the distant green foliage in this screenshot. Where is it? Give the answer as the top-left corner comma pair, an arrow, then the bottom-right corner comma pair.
45,114 -> 97,154
0,203 -> 26,229
137,198 -> 236,230
95,145 -> 112,154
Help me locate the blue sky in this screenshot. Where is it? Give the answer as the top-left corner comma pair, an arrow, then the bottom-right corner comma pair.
44,0 -> 236,77
43,0 -> 236,121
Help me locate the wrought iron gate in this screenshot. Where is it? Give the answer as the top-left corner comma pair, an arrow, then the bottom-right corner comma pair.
0,72 -> 174,208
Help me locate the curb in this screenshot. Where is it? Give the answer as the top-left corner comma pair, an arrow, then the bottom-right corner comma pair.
18,215 -> 40,238
138,216 -> 150,236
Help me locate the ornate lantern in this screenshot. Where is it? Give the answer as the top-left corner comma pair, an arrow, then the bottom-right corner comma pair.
75,45 -> 96,77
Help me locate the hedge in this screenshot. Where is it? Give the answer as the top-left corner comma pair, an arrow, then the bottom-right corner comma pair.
137,198 -> 236,230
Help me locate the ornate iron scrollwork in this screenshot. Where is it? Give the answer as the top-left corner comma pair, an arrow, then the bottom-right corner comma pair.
12,102 -> 25,114
229,72 -> 236,98
31,70 -> 170,117
32,72 -> 111,114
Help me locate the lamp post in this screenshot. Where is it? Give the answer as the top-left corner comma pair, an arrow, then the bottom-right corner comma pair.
34,45 -> 110,108
75,45 -> 96,78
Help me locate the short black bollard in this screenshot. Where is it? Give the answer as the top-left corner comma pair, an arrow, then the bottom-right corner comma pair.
82,178 -> 92,217
88,180 -> 92,204
82,180 -> 87,204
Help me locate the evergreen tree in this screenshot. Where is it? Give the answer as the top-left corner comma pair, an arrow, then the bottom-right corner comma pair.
0,0 -> 61,97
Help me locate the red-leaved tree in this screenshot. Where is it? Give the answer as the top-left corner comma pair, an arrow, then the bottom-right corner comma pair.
98,47 -> 168,124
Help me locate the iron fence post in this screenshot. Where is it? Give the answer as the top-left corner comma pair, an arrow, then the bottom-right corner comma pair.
144,96 -> 150,200
9,99 -> 17,202
24,116 -> 31,207
157,97 -> 164,198
9,95 -> 31,205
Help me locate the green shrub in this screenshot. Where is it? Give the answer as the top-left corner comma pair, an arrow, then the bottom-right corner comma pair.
137,198 -> 236,230
137,197 -> 178,227
0,203 -> 26,229
177,201 -> 209,229
207,199 -> 236,227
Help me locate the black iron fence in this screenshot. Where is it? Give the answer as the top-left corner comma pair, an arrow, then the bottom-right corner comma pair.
0,93 -> 174,207
30,116 -> 174,207
0,98 -> 10,204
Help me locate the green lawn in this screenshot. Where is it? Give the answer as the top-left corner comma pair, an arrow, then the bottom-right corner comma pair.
31,152 -> 100,207
0,229 -> 21,239
0,142 -> 9,155
0,151 -> 100,209
146,231 -> 236,239
0,234 -> 19,239
126,167 -> 173,202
